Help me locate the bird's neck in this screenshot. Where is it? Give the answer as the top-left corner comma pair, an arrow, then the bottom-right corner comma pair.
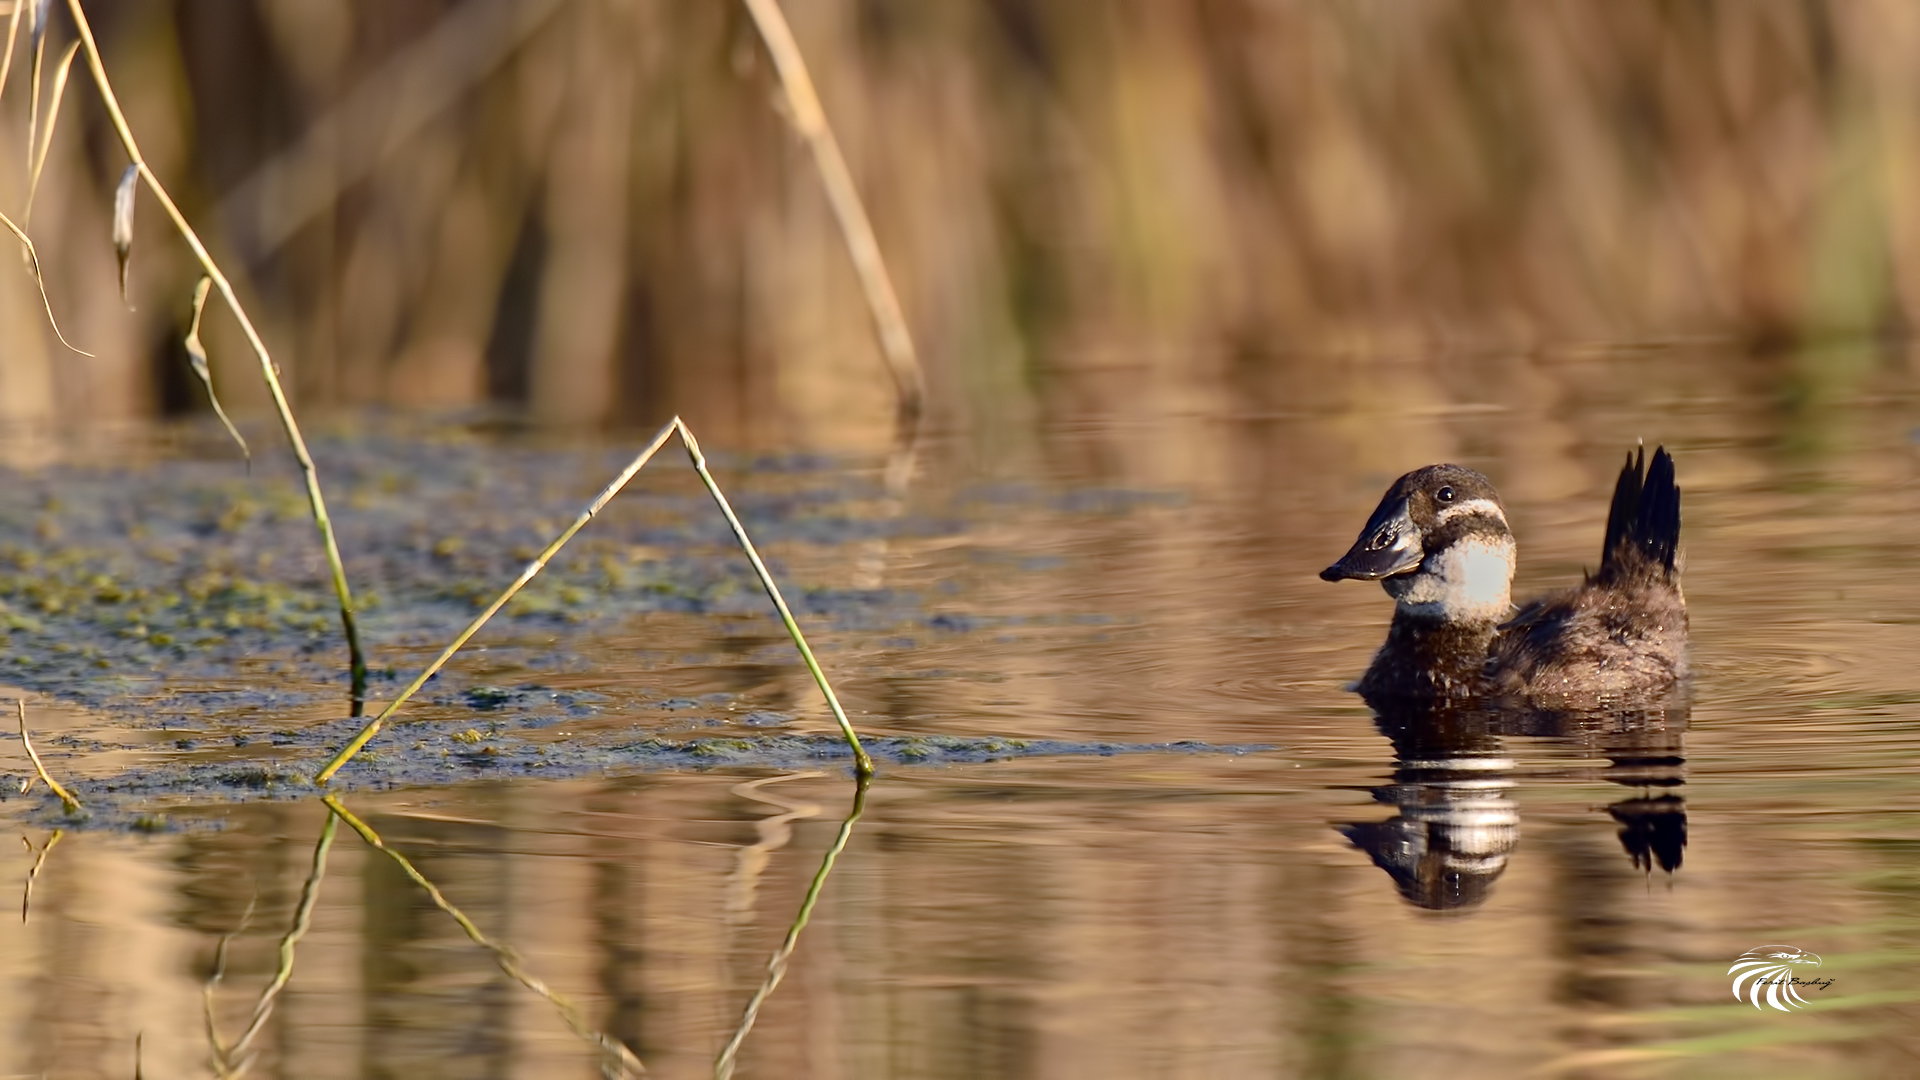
1383,535 -> 1515,626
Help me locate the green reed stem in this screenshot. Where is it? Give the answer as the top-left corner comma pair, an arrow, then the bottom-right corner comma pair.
67,0 -> 368,710
324,796 -> 647,1077
314,417 -> 872,783
314,419 -> 679,783
714,772 -> 869,1079
678,422 -> 873,777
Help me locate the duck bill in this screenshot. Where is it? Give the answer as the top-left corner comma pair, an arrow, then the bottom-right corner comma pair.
1320,498 -> 1423,581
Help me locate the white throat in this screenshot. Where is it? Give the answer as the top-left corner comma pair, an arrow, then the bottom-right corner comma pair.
1387,535 -> 1516,624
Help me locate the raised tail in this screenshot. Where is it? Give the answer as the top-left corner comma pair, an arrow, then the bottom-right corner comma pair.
1598,445 -> 1680,582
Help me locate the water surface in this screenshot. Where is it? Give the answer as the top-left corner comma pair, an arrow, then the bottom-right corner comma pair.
3,351 -> 1919,1078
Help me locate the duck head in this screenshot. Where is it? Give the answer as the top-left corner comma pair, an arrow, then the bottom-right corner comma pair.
1321,464 -> 1517,625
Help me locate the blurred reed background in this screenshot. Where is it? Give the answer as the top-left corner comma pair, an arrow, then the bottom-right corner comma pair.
1,0 -> 1917,453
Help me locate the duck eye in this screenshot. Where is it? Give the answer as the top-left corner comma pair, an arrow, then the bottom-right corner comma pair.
1436,486 -> 1455,503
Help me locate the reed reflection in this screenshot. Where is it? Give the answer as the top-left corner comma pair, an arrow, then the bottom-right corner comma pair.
1340,693 -> 1689,911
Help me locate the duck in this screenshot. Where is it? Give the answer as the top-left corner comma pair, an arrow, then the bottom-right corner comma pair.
1320,446 -> 1687,704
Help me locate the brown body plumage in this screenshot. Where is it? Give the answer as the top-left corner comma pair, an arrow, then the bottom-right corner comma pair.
1323,447 -> 1688,705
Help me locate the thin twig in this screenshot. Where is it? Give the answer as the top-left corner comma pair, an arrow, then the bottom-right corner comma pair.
17,699 -> 80,814
739,0 -> 925,431
714,772 -> 869,1079
324,796 -> 647,1077
67,0 -> 368,710
0,207 -> 92,355
314,418 -> 874,782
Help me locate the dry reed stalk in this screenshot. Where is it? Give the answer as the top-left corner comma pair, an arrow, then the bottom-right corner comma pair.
314,416 -> 874,784
740,0 -> 926,432
0,16 -> 88,356
0,1 -> 23,106
21,37 -> 75,227
323,796 -> 648,1078
24,0 -> 47,194
741,0 -> 925,590
16,699 -> 79,814
65,0 -> 368,707
713,772 -> 868,1080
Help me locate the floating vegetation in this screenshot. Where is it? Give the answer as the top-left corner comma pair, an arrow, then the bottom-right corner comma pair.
0,430 -> 956,713
314,418 -> 877,781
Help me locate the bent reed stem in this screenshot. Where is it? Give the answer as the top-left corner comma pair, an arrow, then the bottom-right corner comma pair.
67,0 -> 368,709
313,418 -> 873,783
314,420 -> 680,783
678,422 -> 873,777
17,700 -> 80,815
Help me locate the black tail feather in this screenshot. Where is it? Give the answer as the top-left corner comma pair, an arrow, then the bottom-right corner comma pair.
1599,445 -> 1680,579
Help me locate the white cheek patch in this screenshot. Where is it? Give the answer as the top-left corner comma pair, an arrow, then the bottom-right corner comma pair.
1393,535 -> 1516,623
1434,498 -> 1508,527
1441,538 -> 1517,615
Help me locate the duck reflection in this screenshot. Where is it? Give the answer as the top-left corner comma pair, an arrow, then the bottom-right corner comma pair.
1339,692 -> 1688,910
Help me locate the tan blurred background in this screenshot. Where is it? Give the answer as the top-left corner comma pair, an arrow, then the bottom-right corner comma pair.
3,0 -> 1919,453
